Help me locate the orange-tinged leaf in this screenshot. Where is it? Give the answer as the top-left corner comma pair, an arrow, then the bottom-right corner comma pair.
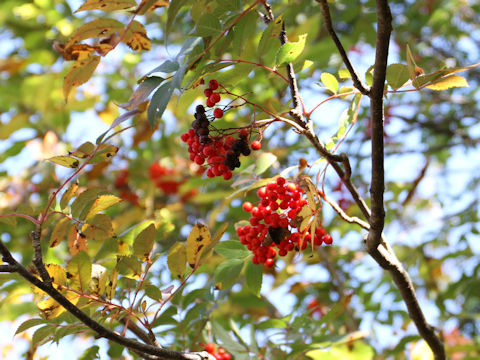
47,155 -> 80,168
76,0 -> 137,12
426,75 -> 469,90
66,19 -> 124,47
167,242 -> 186,279
61,44 -> 96,61
49,217 -> 70,248
186,222 -> 211,268
123,21 -> 151,51
86,194 -> 122,220
68,227 -> 88,255
63,55 -> 101,100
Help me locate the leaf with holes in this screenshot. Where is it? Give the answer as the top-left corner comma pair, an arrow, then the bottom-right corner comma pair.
63,55 -> 101,100
75,0 -> 136,12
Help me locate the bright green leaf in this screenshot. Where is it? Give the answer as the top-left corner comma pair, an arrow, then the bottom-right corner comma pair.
321,72 -> 339,94
275,33 -> 307,66
214,258 -> 244,289
245,259 -> 262,296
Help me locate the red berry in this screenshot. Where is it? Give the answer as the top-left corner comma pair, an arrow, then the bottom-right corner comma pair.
203,343 -> 216,353
204,88 -> 213,98
242,202 -> 253,212
251,140 -> 261,151
213,108 -> 224,118
209,79 -> 219,90
322,234 -> 333,244
206,98 -> 215,107
222,170 -> 233,180
276,177 -> 286,186
209,93 -> 221,104
181,133 -> 190,142
265,258 -> 275,267
149,163 -> 164,179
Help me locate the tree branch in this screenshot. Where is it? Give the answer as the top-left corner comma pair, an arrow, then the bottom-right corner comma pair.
0,240 -> 215,360
317,0 -> 370,95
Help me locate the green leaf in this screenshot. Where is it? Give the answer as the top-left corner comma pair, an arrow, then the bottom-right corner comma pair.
406,44 -> 417,80
215,240 -> 250,259
133,223 -> 156,261
47,155 -> 80,168
119,76 -> 163,110
425,74 -> 469,90
321,72 -> 339,94
67,251 -> 92,292
196,14 -> 222,37
63,55 -> 101,100
255,152 -> 277,175
71,188 -> 104,219
306,341 -> 375,360
75,0 -> 136,12
214,258 -> 244,289
167,242 -> 187,279
86,195 -> 122,220
90,143 -> 119,163
257,318 -> 288,330
147,81 -> 174,127
116,255 -> 142,277
82,214 -> 113,240
386,63 -> 410,90
78,345 -> 100,360
232,10 -> 257,57
167,0 -> 189,36
338,68 -> 351,79
32,325 -> 56,346
145,285 -> 163,301
15,318 -> 46,335
211,321 -> 246,353
275,33 -> 307,66
244,259 -> 262,296
257,16 -> 283,60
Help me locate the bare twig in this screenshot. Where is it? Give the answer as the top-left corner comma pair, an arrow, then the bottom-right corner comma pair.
317,0 -> 370,95
0,264 -> 18,272
322,195 -> 370,230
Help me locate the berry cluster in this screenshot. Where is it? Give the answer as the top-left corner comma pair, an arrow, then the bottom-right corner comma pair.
114,169 -> 139,205
149,162 -> 183,194
202,343 -> 231,360
181,80 -> 262,180
236,177 -> 332,267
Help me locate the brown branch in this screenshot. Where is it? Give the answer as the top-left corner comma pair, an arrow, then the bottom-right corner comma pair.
30,226 -> 52,284
401,159 -> 430,207
0,240 -> 215,360
317,0 -> 370,95
0,264 -> 18,272
365,0 -> 391,253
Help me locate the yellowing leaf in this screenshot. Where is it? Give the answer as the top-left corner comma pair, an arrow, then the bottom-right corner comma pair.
67,251 -> 92,292
167,242 -> 187,279
123,21 -> 151,51
60,182 -> 78,210
70,141 -> 95,158
49,217 -> 70,248
136,0 -> 169,15
37,293 -> 79,319
425,75 -> 469,90
45,264 -> 67,288
133,223 -> 156,261
90,144 -> 119,162
105,269 -> 118,300
82,214 -> 114,240
75,0 -> 137,12
66,19 -> 124,47
86,195 -> 122,220
186,222 -> 211,268
275,33 -> 307,66
321,72 -> 338,94
63,55 -> 101,100
47,155 -> 79,168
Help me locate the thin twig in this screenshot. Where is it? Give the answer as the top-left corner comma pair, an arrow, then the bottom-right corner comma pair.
317,0 -> 370,95
322,195 -> 370,230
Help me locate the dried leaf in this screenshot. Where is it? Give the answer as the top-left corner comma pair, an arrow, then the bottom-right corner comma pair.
186,222 -> 211,268
123,21 -> 151,51
63,55 -> 101,100
76,0 -> 137,12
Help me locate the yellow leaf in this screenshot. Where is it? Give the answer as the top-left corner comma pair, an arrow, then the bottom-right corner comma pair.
70,141 -> 95,158
60,182 -> 78,209
168,242 -> 186,279
67,226 -> 88,255
426,75 -> 469,90
37,292 -> 78,319
411,340 -> 434,360
63,55 -> 101,100
45,264 -> 67,288
82,214 -> 114,240
105,269 -> 118,300
66,19 -> 124,47
186,222 -> 211,268
47,155 -> 80,168
86,194 -> 122,220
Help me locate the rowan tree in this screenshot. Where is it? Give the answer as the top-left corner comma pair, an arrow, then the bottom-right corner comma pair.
1,1 -> 480,359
